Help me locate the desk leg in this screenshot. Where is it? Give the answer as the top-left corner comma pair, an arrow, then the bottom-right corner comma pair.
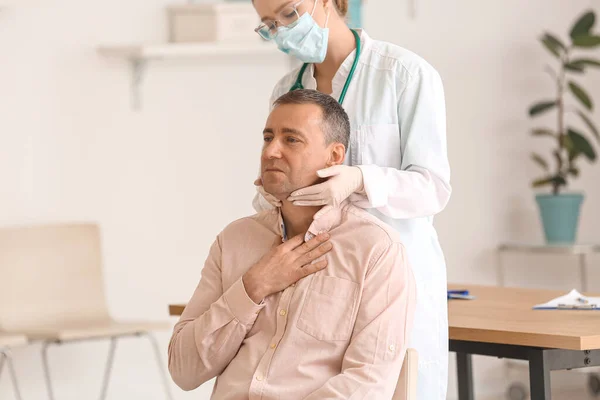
457,352 -> 474,400
529,349 -> 551,400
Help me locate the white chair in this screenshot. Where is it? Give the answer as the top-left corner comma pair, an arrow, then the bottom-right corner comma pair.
0,333 -> 27,400
392,348 -> 419,400
0,223 -> 173,400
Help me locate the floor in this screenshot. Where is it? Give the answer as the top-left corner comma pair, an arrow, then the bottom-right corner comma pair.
482,388 -> 598,400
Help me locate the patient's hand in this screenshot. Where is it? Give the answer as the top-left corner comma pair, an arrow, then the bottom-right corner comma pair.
242,233 -> 332,304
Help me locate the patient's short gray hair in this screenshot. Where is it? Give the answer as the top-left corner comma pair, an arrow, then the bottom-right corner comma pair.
273,89 -> 350,149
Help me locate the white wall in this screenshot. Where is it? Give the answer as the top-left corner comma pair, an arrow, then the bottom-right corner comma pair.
1,0 -> 599,399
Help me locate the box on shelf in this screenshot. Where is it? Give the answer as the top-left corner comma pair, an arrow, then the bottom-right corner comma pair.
167,2 -> 262,43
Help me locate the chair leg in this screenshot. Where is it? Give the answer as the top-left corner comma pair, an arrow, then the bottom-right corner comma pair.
2,349 -> 24,400
41,341 -> 56,400
144,333 -> 174,400
0,350 -> 5,378
98,337 -> 118,400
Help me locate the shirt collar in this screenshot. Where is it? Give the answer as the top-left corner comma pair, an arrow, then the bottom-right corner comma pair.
303,29 -> 371,97
331,29 -> 369,94
277,201 -> 348,242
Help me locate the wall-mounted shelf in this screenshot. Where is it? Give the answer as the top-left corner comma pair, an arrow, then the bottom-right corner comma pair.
98,41 -> 277,60
98,41 -> 282,110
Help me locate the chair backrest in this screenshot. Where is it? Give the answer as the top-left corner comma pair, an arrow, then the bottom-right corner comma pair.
0,223 -> 110,331
0,333 -> 28,348
392,348 -> 419,400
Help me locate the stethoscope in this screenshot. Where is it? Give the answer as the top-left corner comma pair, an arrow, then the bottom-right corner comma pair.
289,29 -> 361,106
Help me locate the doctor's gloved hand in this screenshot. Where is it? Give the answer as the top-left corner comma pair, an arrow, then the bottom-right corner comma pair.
255,178 -> 282,208
287,165 -> 364,210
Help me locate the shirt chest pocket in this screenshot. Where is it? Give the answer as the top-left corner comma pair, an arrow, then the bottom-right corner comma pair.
357,123 -> 401,168
296,275 -> 359,341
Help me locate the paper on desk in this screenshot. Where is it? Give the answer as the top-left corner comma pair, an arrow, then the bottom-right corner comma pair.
533,289 -> 600,310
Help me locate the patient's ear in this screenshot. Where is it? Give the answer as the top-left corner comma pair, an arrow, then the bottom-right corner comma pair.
326,143 -> 346,167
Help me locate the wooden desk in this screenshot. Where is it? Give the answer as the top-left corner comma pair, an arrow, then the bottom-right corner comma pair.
169,284 -> 600,400
448,284 -> 600,400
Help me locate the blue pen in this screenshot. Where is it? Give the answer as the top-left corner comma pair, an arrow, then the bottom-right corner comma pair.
447,290 -> 475,300
448,290 -> 469,296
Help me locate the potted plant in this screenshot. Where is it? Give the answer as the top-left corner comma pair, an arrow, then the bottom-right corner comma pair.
529,9 -> 600,244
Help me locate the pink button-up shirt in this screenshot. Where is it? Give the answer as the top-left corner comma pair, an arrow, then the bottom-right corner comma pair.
168,202 -> 416,399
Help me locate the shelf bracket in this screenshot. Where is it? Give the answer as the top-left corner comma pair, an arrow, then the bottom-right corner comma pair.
130,58 -> 148,111
409,0 -> 418,19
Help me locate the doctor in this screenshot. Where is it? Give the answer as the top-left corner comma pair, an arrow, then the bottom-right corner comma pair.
251,0 -> 451,398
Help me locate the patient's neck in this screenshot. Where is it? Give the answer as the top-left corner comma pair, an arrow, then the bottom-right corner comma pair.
280,200 -> 321,239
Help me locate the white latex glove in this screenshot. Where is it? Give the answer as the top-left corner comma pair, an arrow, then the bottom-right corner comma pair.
254,178 -> 282,208
287,165 -> 364,210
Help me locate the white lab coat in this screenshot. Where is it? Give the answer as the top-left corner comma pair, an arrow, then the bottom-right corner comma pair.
254,29 -> 451,399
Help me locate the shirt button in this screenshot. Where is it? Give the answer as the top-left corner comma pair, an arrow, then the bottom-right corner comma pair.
256,375 -> 263,381
389,345 -> 395,352
270,343 -> 277,349
279,309 -> 287,316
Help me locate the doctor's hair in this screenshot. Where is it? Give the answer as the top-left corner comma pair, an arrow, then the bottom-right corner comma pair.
273,89 -> 350,148
333,0 -> 348,16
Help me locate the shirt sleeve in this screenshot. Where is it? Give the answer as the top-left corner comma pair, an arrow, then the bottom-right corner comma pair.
351,64 -> 452,219
302,242 -> 417,400
168,235 -> 265,391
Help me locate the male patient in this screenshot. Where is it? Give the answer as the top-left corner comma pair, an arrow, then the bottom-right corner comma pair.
168,89 -> 416,399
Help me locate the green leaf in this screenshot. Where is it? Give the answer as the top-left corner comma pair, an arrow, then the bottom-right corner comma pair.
570,58 -> 600,68
532,177 -> 553,187
541,33 -> 566,57
532,176 -> 566,187
568,128 -> 597,161
529,101 -> 557,116
531,153 -> 549,170
531,128 -> 555,137
570,11 -> 596,40
569,81 -> 593,110
564,62 -> 585,73
573,35 -> 600,47
576,110 -> 600,143
567,143 -> 580,162
561,135 -> 575,153
568,167 -> 580,177
544,33 -> 567,51
555,176 -> 567,185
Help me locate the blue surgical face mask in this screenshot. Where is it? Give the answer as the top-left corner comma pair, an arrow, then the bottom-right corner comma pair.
274,0 -> 330,63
